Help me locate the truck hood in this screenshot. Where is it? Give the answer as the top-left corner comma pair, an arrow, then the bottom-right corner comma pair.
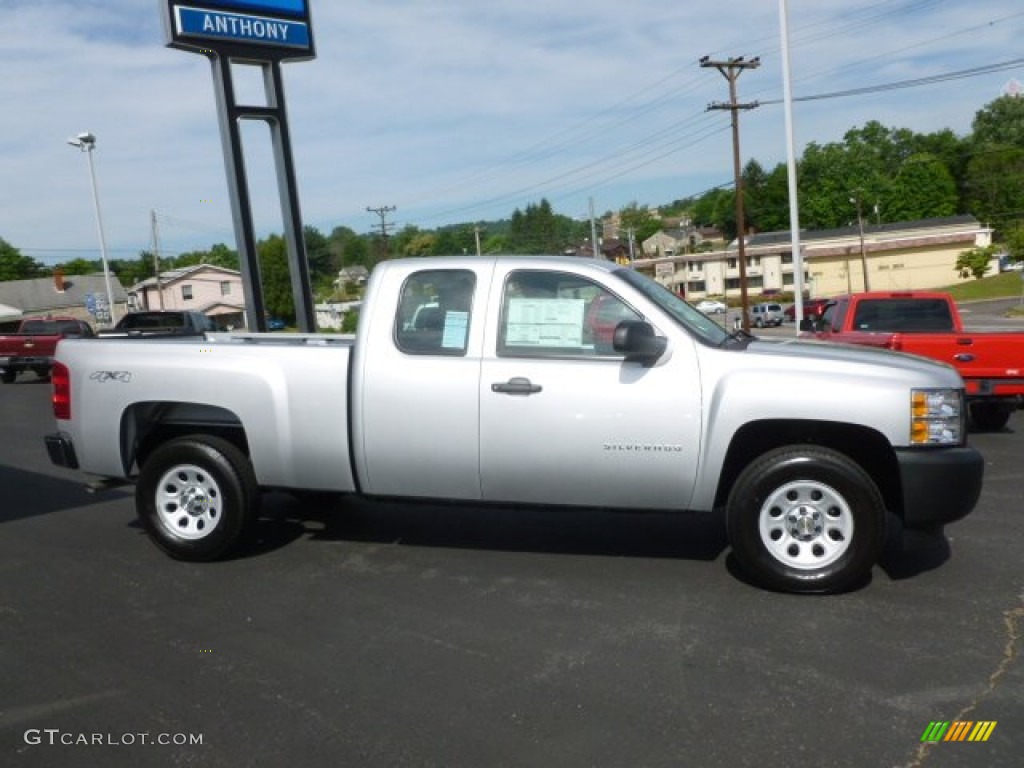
743,336 -> 963,387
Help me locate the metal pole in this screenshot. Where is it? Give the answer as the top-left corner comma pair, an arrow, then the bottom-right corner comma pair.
265,60 -> 316,332
151,209 -> 165,310
779,0 -> 804,334
589,197 -> 600,259
854,197 -> 870,291
211,56 -> 267,332
81,143 -> 118,326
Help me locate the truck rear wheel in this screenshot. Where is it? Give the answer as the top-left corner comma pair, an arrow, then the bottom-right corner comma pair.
1,369 -> 15,384
726,445 -> 886,593
136,435 -> 259,561
968,402 -> 1011,431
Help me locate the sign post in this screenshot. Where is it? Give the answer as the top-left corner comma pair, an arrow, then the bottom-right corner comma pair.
161,0 -> 317,332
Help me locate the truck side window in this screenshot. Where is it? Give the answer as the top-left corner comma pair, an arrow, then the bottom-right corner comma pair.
395,270 -> 475,356
498,270 -> 640,358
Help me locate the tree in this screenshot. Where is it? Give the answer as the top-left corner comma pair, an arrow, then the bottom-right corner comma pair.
403,232 -> 437,257
303,226 -> 333,278
885,154 -> 958,222
257,235 -> 294,322
618,202 -> 660,245
0,238 -> 44,281
963,145 -> 1024,229
743,161 -> 791,234
1003,224 -> 1024,264
507,199 -> 570,254
956,244 -> 997,280
342,235 -> 369,267
173,243 -> 239,270
58,257 -> 101,275
971,95 -> 1024,149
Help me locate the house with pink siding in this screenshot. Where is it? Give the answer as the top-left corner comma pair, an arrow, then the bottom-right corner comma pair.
129,264 -> 246,329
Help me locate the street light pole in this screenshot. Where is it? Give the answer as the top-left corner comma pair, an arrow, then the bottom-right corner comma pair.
851,195 -> 870,291
67,132 -> 117,326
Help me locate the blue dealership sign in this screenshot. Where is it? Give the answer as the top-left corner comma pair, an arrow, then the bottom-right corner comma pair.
162,0 -> 314,60
174,6 -> 310,49
199,0 -> 307,17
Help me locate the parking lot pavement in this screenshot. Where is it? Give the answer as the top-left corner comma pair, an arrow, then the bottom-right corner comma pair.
1,379 -> 1021,767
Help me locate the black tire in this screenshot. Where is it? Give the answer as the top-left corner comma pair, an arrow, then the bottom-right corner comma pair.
33,367 -> 50,379
136,435 -> 260,561
968,402 -> 1011,431
1,369 -> 15,384
726,445 -> 886,593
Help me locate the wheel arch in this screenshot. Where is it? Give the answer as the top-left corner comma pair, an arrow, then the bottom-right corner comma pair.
121,401 -> 250,476
713,419 -> 902,518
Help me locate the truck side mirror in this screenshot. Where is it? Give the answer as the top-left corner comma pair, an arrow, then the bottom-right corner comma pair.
612,321 -> 666,366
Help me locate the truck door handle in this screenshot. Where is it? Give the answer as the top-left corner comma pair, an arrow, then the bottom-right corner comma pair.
491,377 -> 543,395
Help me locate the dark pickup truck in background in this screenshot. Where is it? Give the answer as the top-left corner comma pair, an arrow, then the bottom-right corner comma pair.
801,291 -> 1024,430
0,316 -> 95,383
97,310 -> 219,338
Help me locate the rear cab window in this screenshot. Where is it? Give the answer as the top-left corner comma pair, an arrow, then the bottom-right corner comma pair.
395,269 -> 475,355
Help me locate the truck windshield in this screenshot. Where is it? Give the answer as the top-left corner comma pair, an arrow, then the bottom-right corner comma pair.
611,268 -> 730,346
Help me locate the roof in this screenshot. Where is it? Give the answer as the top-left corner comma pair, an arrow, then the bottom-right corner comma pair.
129,263 -> 241,292
0,273 -> 128,313
741,214 -> 981,249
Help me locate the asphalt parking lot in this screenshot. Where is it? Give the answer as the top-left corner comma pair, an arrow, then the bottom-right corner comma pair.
1,355 -> 1021,767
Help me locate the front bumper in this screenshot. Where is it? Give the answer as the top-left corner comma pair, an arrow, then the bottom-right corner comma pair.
45,432 -> 79,470
895,446 -> 984,529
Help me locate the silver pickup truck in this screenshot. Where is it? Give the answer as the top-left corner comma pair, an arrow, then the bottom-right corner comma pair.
44,256 -> 983,593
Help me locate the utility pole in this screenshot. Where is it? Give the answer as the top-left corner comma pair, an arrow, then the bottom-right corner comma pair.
366,205 -> 396,262
589,197 -> 601,259
851,195 -> 870,291
701,55 -> 759,331
150,209 -> 165,310
473,225 -> 484,257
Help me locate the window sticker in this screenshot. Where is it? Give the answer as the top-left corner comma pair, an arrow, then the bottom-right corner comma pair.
441,311 -> 469,349
506,298 -> 584,347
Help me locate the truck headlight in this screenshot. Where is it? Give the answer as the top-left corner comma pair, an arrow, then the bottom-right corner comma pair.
911,389 -> 964,445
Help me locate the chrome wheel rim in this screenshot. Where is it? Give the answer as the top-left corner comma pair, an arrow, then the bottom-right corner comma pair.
758,480 -> 853,570
155,463 -> 222,541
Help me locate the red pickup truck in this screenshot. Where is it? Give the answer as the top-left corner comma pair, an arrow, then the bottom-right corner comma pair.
801,291 -> 1024,430
0,316 -> 95,383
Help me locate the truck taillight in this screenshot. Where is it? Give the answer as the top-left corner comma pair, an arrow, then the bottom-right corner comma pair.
52,362 -> 71,420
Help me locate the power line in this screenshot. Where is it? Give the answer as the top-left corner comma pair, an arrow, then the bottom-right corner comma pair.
759,58 -> 1024,106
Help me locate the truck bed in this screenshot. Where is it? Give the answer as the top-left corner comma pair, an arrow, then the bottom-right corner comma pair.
54,332 -> 358,491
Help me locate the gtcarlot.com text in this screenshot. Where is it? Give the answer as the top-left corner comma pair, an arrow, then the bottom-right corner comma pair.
24,729 -> 203,747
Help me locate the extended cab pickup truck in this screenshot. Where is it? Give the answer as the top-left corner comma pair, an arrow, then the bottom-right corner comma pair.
801,291 -> 1024,430
0,316 -> 94,383
44,257 -> 984,593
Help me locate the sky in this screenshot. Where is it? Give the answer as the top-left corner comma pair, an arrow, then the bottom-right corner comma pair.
1,0 -> 1022,267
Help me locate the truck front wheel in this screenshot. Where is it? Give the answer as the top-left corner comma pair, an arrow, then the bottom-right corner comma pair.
726,445 -> 886,593
136,435 -> 259,561
968,402 -> 1012,431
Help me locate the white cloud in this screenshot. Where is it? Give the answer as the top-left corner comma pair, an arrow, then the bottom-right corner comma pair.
1,0 -> 1021,264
